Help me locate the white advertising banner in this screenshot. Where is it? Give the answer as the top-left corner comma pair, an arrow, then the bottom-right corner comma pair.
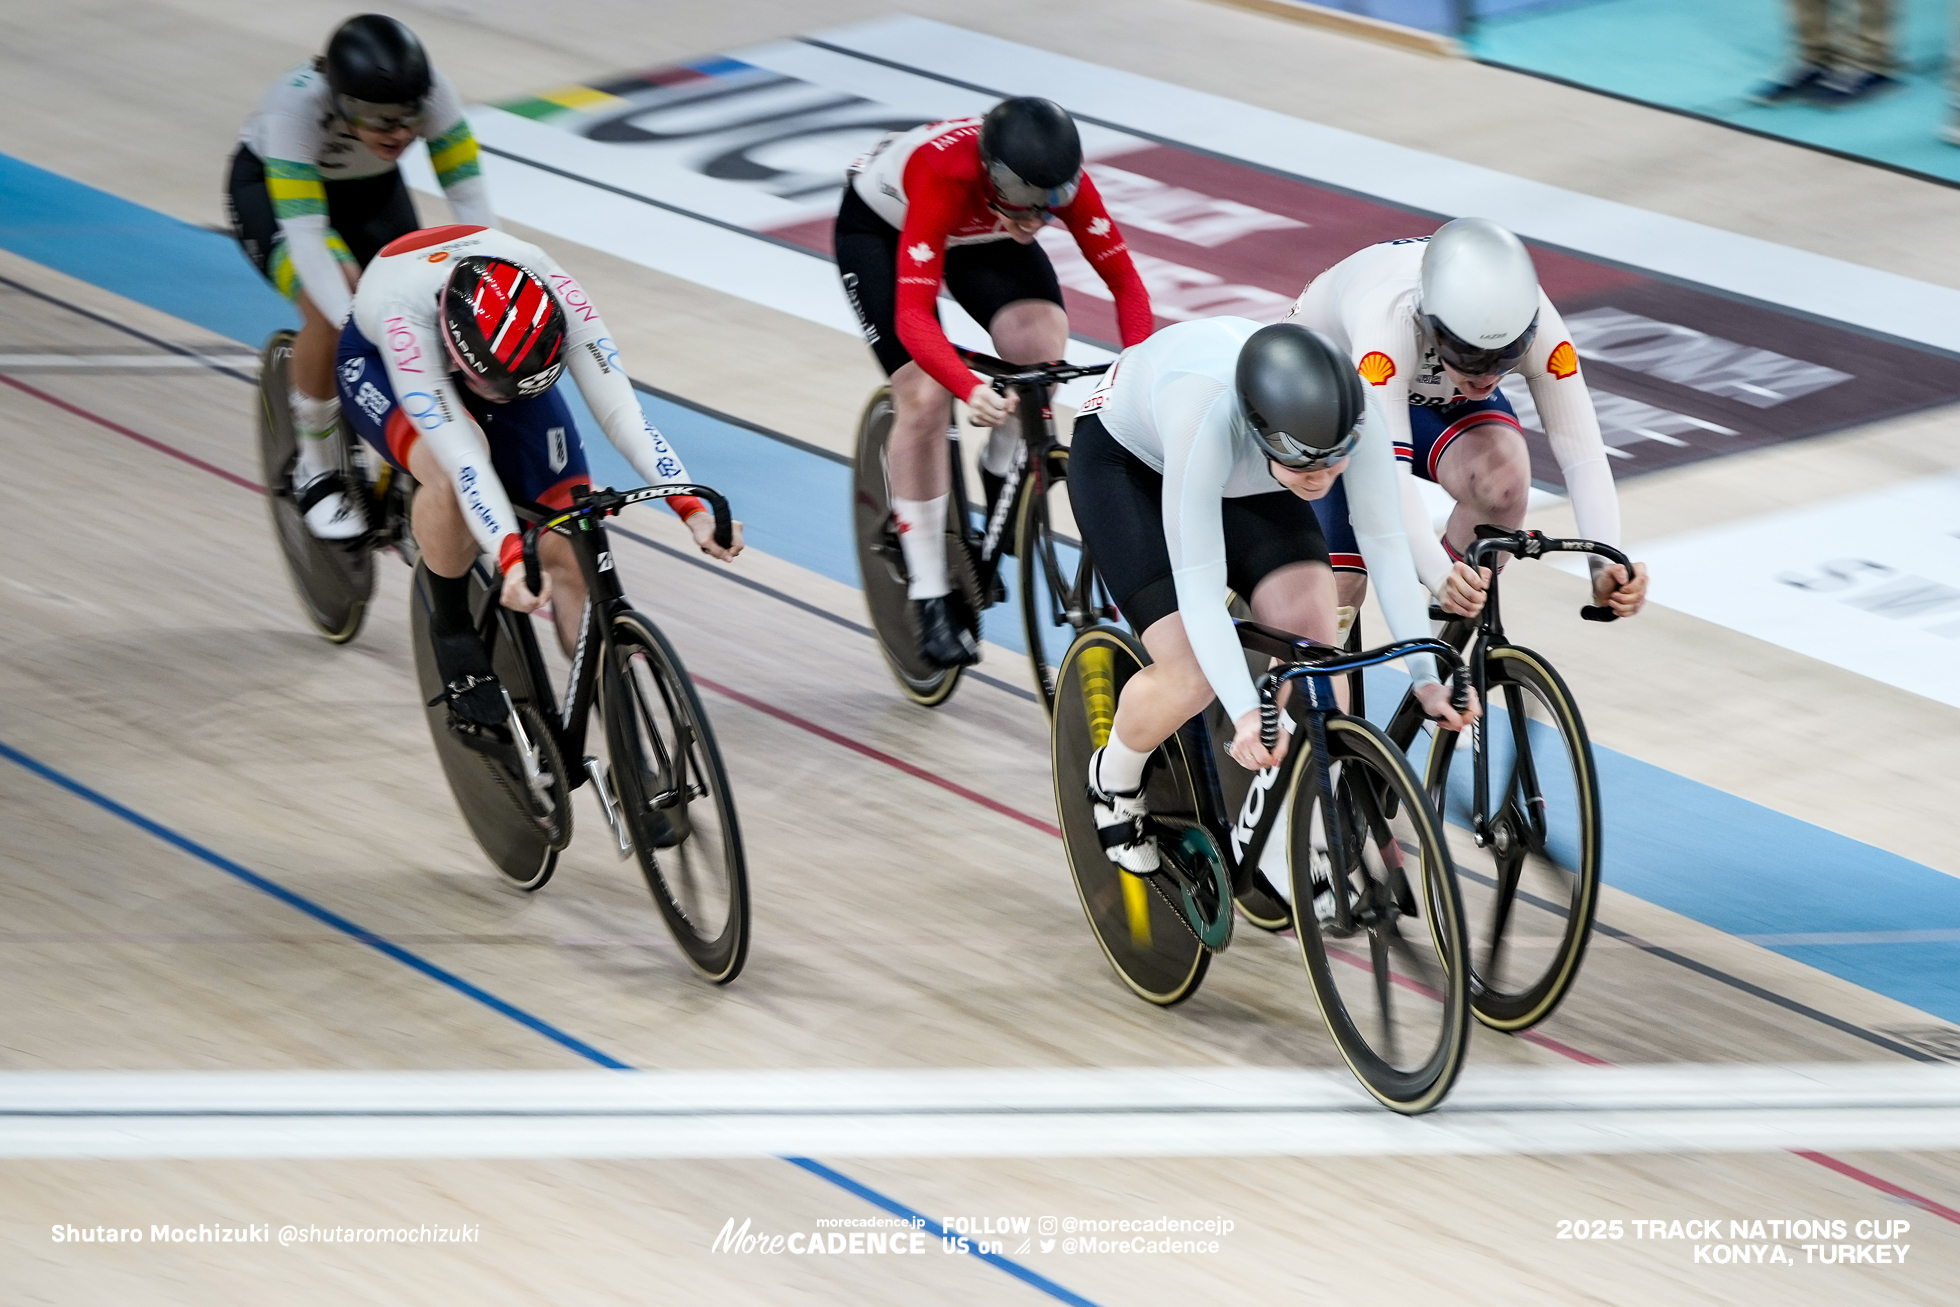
1637,472 -> 1960,708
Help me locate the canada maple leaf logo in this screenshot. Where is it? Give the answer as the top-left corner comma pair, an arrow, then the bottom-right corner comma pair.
1087,217 -> 1110,236
908,243 -> 934,263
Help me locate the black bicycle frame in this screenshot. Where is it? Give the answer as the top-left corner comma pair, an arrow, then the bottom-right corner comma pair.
1383,525 -> 1631,851
480,482 -> 732,791
947,348 -> 1108,604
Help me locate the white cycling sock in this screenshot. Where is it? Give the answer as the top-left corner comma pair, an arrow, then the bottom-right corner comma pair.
290,387 -> 341,482
980,425 -> 1018,478
892,495 -> 949,599
1095,732 -> 1152,794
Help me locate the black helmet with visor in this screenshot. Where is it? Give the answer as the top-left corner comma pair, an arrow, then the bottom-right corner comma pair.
1236,324 -> 1366,472
324,15 -> 432,132
978,97 -> 1083,217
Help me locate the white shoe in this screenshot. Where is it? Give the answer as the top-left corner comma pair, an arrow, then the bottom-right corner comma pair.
296,472 -> 367,540
1088,746 -> 1160,874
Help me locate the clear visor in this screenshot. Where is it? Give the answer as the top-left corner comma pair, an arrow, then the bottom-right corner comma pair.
338,94 -> 425,133
984,159 -> 1081,215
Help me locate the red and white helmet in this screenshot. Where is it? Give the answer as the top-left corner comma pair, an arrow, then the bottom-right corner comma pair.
438,256 -> 567,402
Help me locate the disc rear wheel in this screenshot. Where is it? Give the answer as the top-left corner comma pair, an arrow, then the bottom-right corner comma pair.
1052,626 -> 1212,1006
850,388 -> 978,707
257,330 -> 373,643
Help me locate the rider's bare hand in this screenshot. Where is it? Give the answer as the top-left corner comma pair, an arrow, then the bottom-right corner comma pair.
1594,561 -> 1649,617
689,510 -> 745,561
965,383 -> 1016,428
1440,561 -> 1491,617
499,563 -> 551,614
1416,680 -> 1480,732
1228,708 -> 1288,771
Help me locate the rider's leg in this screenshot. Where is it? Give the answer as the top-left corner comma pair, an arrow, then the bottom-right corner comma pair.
885,360 -> 955,598
540,530 -> 585,658
406,436 -> 509,734
978,298 -> 1068,478
292,269 -> 367,538
1104,613 -> 1217,787
1432,420 -> 1531,558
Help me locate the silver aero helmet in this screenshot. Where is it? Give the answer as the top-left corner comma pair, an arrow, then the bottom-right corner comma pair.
1419,217 -> 1541,377
978,97 -> 1083,216
1236,324 -> 1366,471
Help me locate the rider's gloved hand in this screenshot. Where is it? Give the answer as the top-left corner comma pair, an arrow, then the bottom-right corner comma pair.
1439,561 -> 1491,617
1594,561 -> 1649,617
965,383 -> 1016,428
496,535 -> 552,614
1416,681 -> 1480,732
1229,708 -> 1288,771
687,510 -> 745,562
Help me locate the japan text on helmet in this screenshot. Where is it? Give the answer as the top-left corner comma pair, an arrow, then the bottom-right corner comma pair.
1236,324 -> 1366,471
324,14 -> 432,130
978,97 -> 1083,215
439,257 -> 568,403
1418,217 -> 1541,377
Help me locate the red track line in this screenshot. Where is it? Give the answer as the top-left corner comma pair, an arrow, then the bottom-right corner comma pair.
0,370 -> 264,494
693,675 -> 1063,840
23,372 -> 1960,1221
1791,1151 -> 1960,1225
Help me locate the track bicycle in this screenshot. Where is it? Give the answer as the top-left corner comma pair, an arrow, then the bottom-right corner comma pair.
259,329 -> 749,982
1052,621 -> 1474,1113
1363,525 -> 1631,1031
852,350 -> 1115,711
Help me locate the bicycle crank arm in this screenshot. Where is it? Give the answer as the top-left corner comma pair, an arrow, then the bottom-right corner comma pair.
499,688 -> 555,814
583,755 -> 633,859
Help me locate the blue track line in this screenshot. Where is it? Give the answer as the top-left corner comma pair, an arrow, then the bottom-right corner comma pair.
0,735 -> 1102,1306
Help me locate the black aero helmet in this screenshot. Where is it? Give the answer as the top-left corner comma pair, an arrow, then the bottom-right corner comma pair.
978,97 -> 1083,213
1236,324 -> 1366,471
324,14 -> 431,114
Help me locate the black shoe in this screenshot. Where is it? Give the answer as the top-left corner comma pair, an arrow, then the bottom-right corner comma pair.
1748,63 -> 1828,105
914,595 -> 979,668
428,630 -> 511,751
1808,68 -> 1902,107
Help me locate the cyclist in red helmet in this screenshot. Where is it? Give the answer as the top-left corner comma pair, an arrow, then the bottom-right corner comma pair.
836,97 -> 1155,667
337,224 -> 743,740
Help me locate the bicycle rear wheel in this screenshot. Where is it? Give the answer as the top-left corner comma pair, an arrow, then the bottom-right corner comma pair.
1016,447 -> 1110,715
257,330 -> 373,643
604,610 -> 749,984
409,564 -> 571,890
1424,644 -> 1600,1030
1292,714 -> 1469,1114
1052,626 -> 1211,1006
850,388 -> 980,707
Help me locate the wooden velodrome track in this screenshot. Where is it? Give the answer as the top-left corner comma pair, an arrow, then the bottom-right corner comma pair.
4,2 -> 1960,1303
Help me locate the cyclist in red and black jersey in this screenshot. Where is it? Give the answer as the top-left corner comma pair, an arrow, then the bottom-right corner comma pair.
836,97 -> 1154,666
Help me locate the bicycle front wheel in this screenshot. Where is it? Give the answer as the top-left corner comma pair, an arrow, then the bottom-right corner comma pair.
1292,714 -> 1470,1114
1424,644 -> 1601,1031
604,610 -> 750,984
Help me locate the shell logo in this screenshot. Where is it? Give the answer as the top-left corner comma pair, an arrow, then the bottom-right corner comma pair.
1547,340 -> 1578,379
1356,351 -> 1396,386
427,251 -> 449,264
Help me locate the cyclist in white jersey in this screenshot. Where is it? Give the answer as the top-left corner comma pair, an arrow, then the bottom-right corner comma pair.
1287,218 -> 1648,619
337,224 -> 742,740
1069,319 -> 1476,873
227,15 -> 494,539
